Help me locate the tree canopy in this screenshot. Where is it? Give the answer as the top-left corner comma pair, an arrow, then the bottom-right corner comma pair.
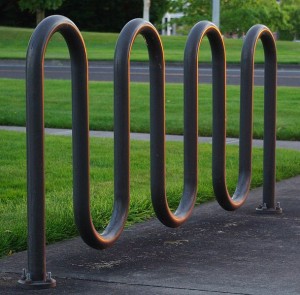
19,0 -> 65,24
170,0 -> 299,39
221,0 -> 283,34
280,0 -> 300,39
1,0 -> 299,39
13,0 -> 170,32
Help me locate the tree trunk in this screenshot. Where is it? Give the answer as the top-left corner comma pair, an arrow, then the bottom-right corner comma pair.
36,9 -> 45,25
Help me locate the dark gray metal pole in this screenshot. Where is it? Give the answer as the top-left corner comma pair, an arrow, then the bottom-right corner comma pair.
19,14 -> 129,288
19,14 -> 90,288
240,25 -> 281,214
238,24 -> 281,213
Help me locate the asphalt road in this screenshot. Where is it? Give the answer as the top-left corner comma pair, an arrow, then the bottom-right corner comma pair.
0,59 -> 299,86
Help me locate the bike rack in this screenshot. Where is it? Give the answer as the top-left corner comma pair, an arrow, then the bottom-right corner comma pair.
18,15 -> 281,288
114,18 -> 198,229
184,21 -> 281,213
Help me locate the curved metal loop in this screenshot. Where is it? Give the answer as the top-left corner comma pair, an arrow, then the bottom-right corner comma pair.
26,16 -> 88,282
212,24 -> 277,211
185,20 -> 252,211
26,15 -> 89,285
184,21 -> 227,214
114,18 -> 197,228
240,25 -> 277,211
25,15 -> 129,286
22,15 -> 279,289
185,21 -> 277,211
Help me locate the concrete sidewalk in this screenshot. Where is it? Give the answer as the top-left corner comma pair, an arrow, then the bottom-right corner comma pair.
1,125 -> 300,150
0,175 -> 299,294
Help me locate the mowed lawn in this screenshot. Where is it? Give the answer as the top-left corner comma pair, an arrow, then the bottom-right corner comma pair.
0,77 -> 299,257
1,130 -> 300,257
0,26 -> 299,64
0,24 -> 299,257
0,79 -> 299,140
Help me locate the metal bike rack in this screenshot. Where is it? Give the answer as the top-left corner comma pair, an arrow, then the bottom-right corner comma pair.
115,18 -> 197,228
19,15 -> 280,289
19,14 -> 129,289
18,15 -> 88,288
184,21 -> 281,213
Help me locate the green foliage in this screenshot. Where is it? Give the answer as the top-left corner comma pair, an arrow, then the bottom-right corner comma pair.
19,0 -> 65,24
169,0 -> 300,39
1,0 -> 299,37
18,0 -> 65,12
175,0 -> 211,25
55,0 -> 142,32
1,0 -> 170,31
221,0 -> 283,34
280,0 -> 300,39
55,0 -> 170,32
150,0 -> 171,27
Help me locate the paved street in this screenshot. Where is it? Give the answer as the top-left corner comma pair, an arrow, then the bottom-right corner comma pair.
0,59 -> 299,86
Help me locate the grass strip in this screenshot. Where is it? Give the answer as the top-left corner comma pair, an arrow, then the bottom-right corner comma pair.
0,26 -> 299,64
0,130 -> 300,257
0,79 -> 299,140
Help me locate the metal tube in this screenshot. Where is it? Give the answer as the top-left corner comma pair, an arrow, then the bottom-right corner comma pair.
20,14 -> 89,288
20,16 -> 280,289
241,25 -> 281,213
20,14 -> 129,288
114,18 -> 198,228
184,21 -> 240,210
235,24 -> 279,213
186,21 -> 279,213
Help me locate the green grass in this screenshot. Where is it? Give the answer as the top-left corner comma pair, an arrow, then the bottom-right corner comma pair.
0,26 -> 299,63
0,130 -> 300,257
0,79 -> 299,140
